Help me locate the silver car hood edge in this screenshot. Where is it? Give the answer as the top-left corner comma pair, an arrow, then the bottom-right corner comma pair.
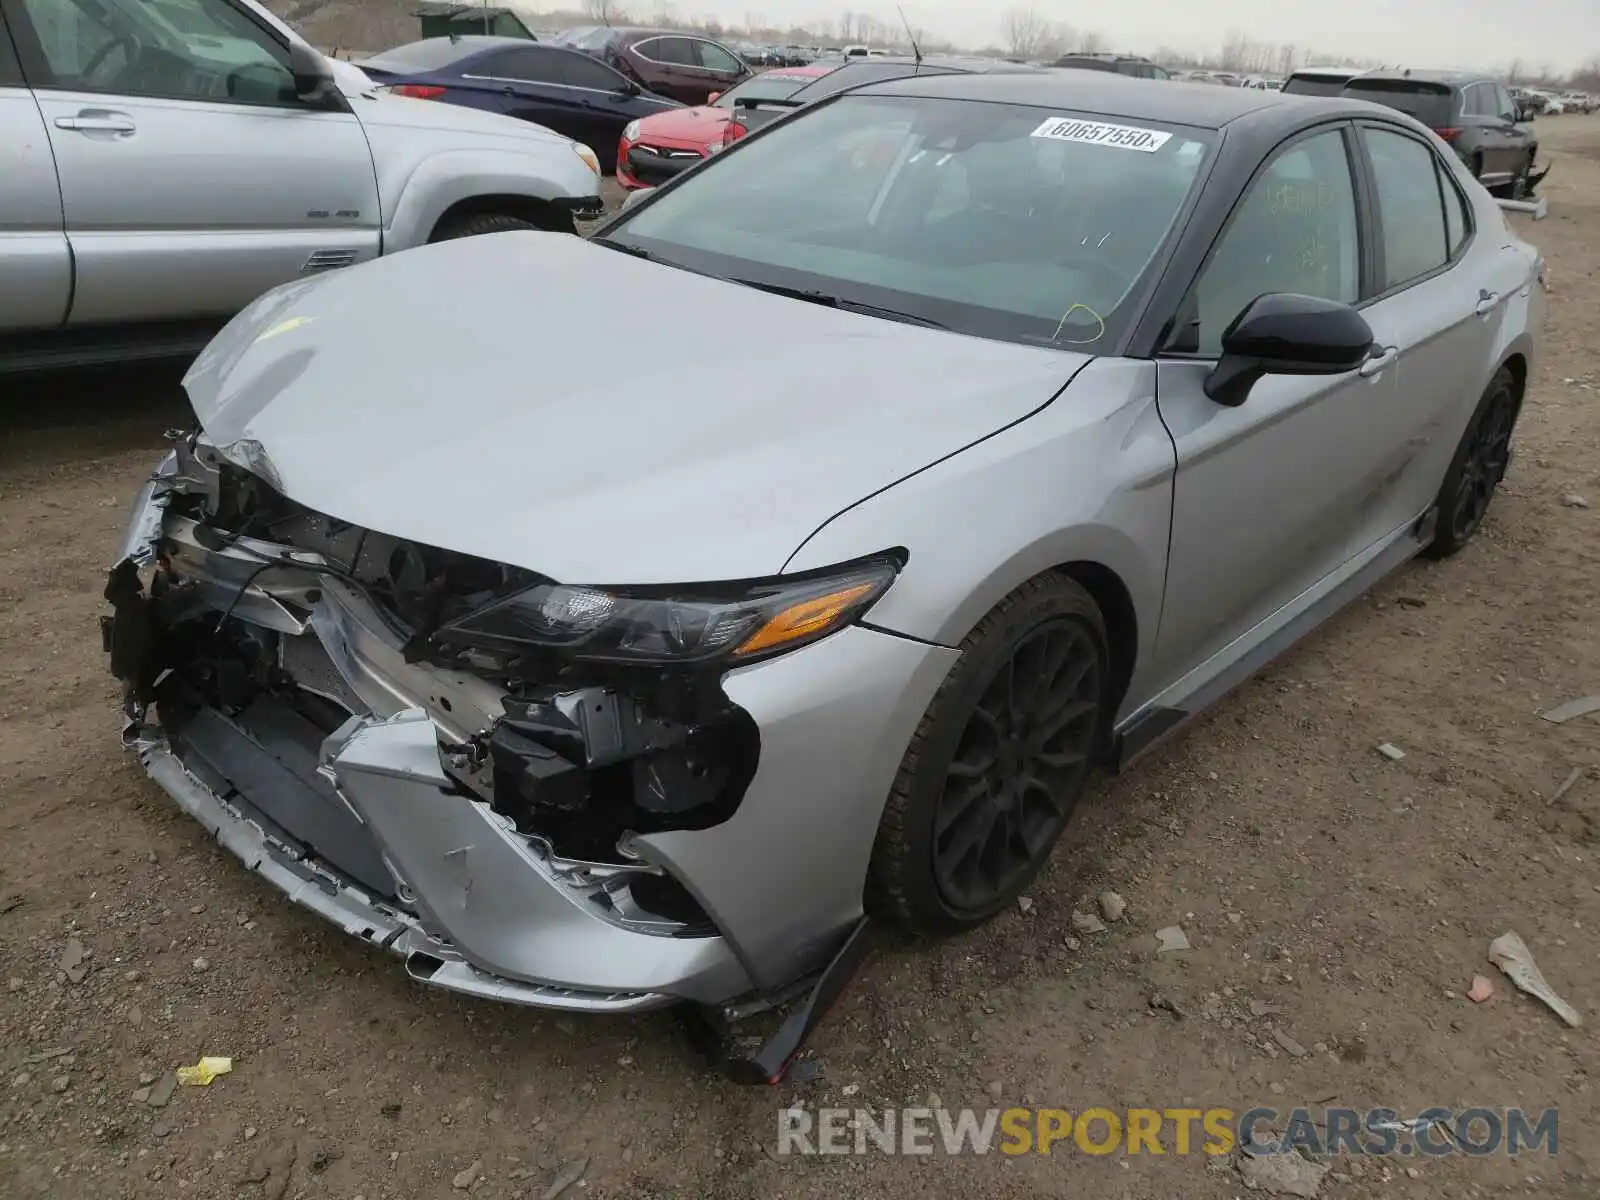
184,234 -> 1090,584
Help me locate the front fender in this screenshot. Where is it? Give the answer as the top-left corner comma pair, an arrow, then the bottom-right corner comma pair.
382,150 -> 599,250
784,359 -> 1177,720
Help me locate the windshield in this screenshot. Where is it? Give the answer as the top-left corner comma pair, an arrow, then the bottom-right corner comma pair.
715,69 -> 829,108
606,95 -> 1213,352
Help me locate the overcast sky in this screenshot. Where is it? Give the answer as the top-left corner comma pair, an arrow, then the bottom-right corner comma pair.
662,0 -> 1598,74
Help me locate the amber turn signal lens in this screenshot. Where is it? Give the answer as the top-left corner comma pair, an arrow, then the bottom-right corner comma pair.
733,582 -> 877,657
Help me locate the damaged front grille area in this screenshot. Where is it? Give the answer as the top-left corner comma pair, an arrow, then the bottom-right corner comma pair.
106,431 -> 764,943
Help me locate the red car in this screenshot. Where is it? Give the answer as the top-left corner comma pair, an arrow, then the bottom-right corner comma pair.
617,63 -> 836,189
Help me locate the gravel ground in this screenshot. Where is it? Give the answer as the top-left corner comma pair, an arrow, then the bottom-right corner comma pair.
2,117 -> 1599,1200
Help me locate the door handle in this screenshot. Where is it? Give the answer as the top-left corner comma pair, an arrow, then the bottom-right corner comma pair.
1358,345 -> 1399,377
1474,289 -> 1501,316
54,113 -> 135,134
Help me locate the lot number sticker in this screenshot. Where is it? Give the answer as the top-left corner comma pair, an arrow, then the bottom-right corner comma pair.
1031,117 -> 1172,153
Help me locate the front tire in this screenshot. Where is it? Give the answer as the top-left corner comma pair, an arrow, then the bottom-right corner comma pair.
1423,367 -> 1518,560
428,213 -> 542,243
867,574 -> 1110,936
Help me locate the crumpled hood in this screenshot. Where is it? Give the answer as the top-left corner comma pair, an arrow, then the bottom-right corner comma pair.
633,104 -> 731,144
183,234 -> 1086,584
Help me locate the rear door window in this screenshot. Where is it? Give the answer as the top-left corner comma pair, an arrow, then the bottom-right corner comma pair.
1363,127 -> 1450,290
0,14 -> 23,83
1341,79 -> 1455,128
478,47 -> 561,83
553,48 -> 626,90
694,40 -> 742,73
645,36 -> 697,66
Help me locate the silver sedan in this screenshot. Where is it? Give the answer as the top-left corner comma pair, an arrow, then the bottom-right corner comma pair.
104,71 -> 1543,1054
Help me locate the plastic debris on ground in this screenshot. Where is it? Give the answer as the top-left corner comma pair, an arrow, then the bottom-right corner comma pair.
176,1056 -> 233,1086
1238,1144 -> 1330,1197
1540,695 -> 1600,724
1155,925 -> 1191,953
1488,932 -> 1582,1027
1468,975 -> 1495,1003
1376,743 -> 1406,761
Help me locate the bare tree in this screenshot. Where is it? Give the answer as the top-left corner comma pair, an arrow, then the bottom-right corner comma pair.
1002,5 -> 1049,60
582,0 -> 625,24
1037,20 -> 1074,60
1276,44 -> 1297,76
1077,28 -> 1106,53
1504,57 -> 1523,84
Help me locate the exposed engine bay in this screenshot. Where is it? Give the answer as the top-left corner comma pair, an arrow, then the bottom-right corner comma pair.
105,431 -> 760,938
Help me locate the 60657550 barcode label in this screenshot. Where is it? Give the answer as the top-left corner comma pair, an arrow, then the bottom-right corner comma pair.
1030,117 -> 1173,153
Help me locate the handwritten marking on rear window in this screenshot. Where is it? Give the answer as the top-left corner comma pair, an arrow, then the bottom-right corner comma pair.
1030,118 -> 1173,153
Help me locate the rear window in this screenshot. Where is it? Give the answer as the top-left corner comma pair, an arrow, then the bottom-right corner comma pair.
1341,79 -> 1455,126
715,70 -> 831,108
1282,74 -> 1353,96
360,38 -> 481,73
786,60 -> 942,101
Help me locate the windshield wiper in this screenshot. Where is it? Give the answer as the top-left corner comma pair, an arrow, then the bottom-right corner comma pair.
730,277 -> 947,330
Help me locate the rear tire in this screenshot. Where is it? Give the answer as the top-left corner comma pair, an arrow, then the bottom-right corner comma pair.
867,574 -> 1110,936
1422,367 -> 1518,560
428,213 -> 542,243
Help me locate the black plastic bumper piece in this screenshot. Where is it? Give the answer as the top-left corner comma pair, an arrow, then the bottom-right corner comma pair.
682,916 -> 875,1085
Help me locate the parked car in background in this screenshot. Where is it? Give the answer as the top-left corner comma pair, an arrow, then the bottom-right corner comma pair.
719,55 -> 1042,146
1340,70 -> 1544,195
617,63 -> 835,188
106,70 -> 1542,1035
1536,91 -> 1566,115
1511,86 -> 1548,119
1243,76 -> 1284,90
0,0 -> 601,372
356,37 -> 680,171
1281,65 -> 1369,95
568,27 -> 751,104
1050,52 -> 1171,80
1562,91 -> 1594,114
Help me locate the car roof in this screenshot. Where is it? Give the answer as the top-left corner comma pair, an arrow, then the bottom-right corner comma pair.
1054,52 -> 1149,62
763,63 -> 836,77
857,70 -> 1360,129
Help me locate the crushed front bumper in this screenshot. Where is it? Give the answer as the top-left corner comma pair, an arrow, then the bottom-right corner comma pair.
107,448 -> 959,1013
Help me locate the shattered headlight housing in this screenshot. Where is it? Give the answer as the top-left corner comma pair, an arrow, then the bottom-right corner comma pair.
435,555 -> 901,666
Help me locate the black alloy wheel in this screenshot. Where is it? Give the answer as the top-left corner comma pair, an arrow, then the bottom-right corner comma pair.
867,573 -> 1111,936
932,620 -> 1102,913
1424,367 -> 1518,559
1447,378 -> 1514,544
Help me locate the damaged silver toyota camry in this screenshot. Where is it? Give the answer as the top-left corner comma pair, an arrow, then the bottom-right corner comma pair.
105,71 -> 1541,1074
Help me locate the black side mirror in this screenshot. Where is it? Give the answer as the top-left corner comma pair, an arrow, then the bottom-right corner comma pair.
1204,292 -> 1375,407
287,42 -> 338,106
616,78 -> 641,96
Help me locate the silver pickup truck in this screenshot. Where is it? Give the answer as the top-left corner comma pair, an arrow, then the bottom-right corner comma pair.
0,0 -> 604,370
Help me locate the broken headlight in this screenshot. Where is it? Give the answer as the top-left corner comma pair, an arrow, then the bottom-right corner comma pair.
435,555 -> 901,665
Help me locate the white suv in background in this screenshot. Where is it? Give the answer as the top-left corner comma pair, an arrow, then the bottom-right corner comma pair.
0,0 -> 603,371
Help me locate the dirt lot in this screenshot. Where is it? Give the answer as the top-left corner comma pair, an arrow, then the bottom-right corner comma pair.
3,118 -> 1599,1200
